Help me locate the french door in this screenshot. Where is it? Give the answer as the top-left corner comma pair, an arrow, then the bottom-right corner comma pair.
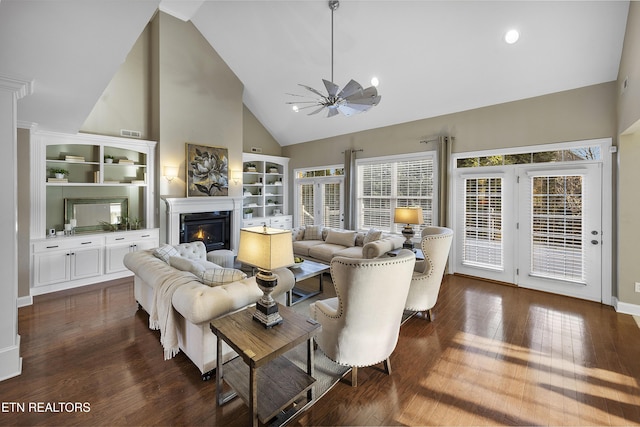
296,178 -> 344,228
454,162 -> 604,302
517,165 -> 602,301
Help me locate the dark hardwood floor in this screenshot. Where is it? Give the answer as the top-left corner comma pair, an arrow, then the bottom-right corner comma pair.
1,275 -> 639,426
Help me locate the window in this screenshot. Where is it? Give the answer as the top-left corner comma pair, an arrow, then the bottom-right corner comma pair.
356,153 -> 436,233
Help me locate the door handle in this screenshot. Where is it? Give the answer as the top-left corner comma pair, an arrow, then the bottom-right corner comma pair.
591,240 -> 599,245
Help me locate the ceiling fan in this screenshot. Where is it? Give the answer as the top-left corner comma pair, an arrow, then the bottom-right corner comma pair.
286,0 -> 381,118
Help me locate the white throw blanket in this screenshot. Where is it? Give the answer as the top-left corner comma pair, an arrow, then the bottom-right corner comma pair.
148,273 -> 194,360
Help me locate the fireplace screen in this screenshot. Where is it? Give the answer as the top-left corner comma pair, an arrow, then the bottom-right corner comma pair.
180,211 -> 230,251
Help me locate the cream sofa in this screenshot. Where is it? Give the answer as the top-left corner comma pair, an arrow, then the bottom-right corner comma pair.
292,225 -> 405,263
123,241 -> 294,379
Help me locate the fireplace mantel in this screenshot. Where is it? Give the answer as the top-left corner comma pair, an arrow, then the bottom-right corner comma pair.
162,197 -> 243,253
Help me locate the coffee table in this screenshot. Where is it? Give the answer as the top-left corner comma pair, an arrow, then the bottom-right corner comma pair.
287,259 -> 330,306
210,304 -> 321,427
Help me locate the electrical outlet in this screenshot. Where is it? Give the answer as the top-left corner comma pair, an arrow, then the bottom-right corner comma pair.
635,282 -> 640,293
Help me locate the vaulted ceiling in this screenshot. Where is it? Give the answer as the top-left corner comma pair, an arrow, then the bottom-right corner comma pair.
0,1 -> 629,146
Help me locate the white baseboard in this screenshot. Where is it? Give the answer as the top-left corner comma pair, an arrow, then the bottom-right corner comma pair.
17,295 -> 32,308
612,297 -> 640,316
0,335 -> 22,382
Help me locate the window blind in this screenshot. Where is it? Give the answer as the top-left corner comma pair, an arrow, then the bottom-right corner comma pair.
297,183 -> 315,226
357,155 -> 435,233
463,177 -> 503,269
530,175 -> 584,282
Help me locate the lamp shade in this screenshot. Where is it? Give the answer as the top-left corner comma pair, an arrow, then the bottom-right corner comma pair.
394,207 -> 424,225
237,226 -> 294,270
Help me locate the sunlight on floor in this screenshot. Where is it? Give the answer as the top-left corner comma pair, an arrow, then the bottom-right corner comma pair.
396,330 -> 640,426
634,315 -> 640,329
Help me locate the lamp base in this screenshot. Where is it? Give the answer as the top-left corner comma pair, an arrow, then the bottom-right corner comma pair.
253,269 -> 283,328
401,224 -> 415,251
253,305 -> 283,328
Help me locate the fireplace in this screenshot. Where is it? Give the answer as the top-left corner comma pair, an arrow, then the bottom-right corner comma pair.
180,211 -> 231,251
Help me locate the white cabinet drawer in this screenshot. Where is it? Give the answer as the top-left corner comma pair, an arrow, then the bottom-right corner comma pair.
105,229 -> 159,245
33,237 -> 103,253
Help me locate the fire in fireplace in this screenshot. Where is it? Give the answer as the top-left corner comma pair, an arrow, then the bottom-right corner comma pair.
180,211 -> 231,252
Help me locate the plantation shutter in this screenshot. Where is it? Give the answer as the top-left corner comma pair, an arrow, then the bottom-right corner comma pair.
322,182 -> 342,228
529,174 -> 584,282
462,176 -> 503,269
357,154 -> 436,232
298,183 -> 315,226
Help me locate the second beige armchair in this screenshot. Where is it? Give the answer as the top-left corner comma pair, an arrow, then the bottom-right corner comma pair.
405,226 -> 453,320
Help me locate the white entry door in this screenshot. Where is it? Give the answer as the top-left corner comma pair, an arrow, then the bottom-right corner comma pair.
516,164 -> 602,301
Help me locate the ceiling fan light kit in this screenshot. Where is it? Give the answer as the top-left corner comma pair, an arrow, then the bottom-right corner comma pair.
287,0 -> 381,118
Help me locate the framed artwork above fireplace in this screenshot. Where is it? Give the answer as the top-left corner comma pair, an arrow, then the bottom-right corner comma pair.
186,143 -> 229,197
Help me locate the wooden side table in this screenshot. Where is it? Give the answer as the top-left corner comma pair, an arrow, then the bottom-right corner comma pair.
210,304 -> 321,426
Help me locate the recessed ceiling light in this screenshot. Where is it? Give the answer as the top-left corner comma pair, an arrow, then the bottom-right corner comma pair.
371,77 -> 379,87
504,29 -> 520,44
292,105 -> 299,112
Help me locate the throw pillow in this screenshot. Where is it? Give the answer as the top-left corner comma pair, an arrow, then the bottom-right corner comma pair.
325,230 -> 357,247
153,244 -> 179,263
199,268 -> 247,287
355,231 -> 366,247
291,226 -> 306,241
303,225 -> 323,240
169,256 -> 206,276
364,228 -> 383,244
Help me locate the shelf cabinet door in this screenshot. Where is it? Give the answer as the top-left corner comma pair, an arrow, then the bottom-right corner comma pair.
33,250 -> 70,287
70,247 -> 103,280
105,244 -> 132,274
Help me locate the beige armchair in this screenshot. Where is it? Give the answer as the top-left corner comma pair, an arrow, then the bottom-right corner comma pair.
405,226 -> 453,320
309,250 -> 416,387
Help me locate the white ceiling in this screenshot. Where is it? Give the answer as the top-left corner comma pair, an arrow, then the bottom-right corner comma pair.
0,1 -> 629,147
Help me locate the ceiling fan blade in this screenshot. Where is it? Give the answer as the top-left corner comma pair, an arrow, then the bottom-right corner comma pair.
344,86 -> 381,105
285,100 -> 322,105
323,79 -> 340,97
327,106 -> 340,118
340,103 -> 372,114
308,105 -> 326,115
337,104 -> 360,116
298,84 -> 326,98
338,79 -> 364,99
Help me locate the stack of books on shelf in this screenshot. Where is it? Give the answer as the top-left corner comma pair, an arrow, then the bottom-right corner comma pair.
64,155 -> 85,162
47,177 -> 68,183
118,159 -> 135,165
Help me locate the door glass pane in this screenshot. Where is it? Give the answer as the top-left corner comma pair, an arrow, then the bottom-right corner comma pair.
298,183 -> 315,226
463,177 -> 503,269
322,183 -> 342,228
530,175 -> 584,282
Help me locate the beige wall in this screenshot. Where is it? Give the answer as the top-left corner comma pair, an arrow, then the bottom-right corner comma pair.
616,1 -> 640,307
283,83 -> 616,169
243,106 -> 282,156
81,25 -> 152,139
617,2 -> 640,134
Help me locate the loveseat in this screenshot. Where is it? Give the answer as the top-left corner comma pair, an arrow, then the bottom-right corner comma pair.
123,241 -> 294,379
291,225 -> 405,263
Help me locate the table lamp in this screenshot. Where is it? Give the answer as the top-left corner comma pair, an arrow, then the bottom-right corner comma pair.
394,207 -> 424,250
237,225 -> 294,327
